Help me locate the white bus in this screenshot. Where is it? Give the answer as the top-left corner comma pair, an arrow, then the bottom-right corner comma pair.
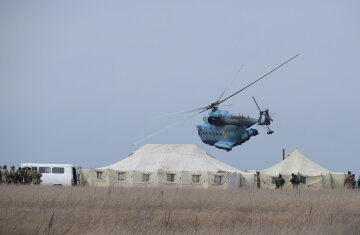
20,163 -> 78,186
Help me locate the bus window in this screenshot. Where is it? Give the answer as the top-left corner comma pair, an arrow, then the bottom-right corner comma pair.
39,167 -> 51,173
52,167 -> 65,174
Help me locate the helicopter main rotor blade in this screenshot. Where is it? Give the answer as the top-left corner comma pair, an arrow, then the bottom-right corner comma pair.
133,112 -> 199,146
197,103 -> 233,114
252,96 -> 261,112
149,106 -> 206,121
132,122 -> 179,146
217,54 -> 299,106
216,65 -> 244,102
219,104 -> 233,108
199,107 -> 212,113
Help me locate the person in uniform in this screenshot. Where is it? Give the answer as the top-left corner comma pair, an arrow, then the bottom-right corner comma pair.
16,167 -> 23,184
357,175 -> 360,189
23,168 -> 29,184
275,174 -> 285,188
290,173 -> 300,188
23,168 -> 27,184
31,167 -> 42,185
26,168 -> 32,185
1,165 -> 10,184
256,171 -> 261,189
10,166 -> 17,184
344,171 -> 353,188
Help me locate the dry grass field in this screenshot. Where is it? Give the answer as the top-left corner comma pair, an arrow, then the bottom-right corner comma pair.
1,185 -> 360,235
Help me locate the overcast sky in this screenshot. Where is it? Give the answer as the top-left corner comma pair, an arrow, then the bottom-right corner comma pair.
1,1 -> 359,173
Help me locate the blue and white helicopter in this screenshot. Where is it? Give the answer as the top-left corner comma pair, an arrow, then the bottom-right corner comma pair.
190,54 -> 299,151
134,54 -> 299,151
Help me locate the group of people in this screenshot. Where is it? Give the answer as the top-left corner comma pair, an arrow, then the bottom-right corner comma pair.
256,171 -> 360,189
344,171 -> 360,189
256,171 -> 298,189
1,165 -> 42,185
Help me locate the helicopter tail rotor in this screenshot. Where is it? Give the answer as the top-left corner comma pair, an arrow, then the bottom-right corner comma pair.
252,96 -> 273,125
263,109 -> 273,123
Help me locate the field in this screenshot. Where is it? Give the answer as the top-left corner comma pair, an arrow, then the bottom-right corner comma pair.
1,185 -> 360,235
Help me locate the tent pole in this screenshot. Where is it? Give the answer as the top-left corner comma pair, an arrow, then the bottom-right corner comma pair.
283,149 -> 285,160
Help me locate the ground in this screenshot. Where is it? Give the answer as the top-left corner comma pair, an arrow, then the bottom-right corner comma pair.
0,185 -> 359,234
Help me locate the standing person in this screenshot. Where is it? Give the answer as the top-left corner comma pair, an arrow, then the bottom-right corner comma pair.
290,173 -> 300,188
23,168 -> 29,184
275,174 -> 285,189
357,175 -> 360,189
16,167 -> 23,184
26,168 -> 32,185
256,171 -> 261,189
31,167 -> 42,185
10,166 -> 17,184
23,168 -> 28,184
0,165 -> 1,185
1,165 -> 10,184
344,171 -> 353,188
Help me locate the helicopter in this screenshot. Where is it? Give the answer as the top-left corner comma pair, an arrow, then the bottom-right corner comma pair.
133,54 -> 299,151
196,98 -> 273,151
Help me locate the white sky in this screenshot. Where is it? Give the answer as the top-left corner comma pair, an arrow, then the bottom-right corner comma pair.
1,1 -> 359,173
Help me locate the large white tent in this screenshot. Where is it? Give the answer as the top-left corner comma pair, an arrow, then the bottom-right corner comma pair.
80,144 -> 255,189
258,149 -> 345,189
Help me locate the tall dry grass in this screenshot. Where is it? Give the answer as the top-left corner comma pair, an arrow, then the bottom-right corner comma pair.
0,185 -> 360,235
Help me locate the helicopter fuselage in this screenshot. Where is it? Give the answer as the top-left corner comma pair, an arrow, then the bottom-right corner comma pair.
196,109 -> 266,151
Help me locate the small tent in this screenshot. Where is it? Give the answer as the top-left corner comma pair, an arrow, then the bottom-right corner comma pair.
80,144 -> 255,189
259,149 -> 344,189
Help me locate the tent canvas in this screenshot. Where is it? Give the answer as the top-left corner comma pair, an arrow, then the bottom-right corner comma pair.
259,149 -> 343,189
80,144 -> 255,188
